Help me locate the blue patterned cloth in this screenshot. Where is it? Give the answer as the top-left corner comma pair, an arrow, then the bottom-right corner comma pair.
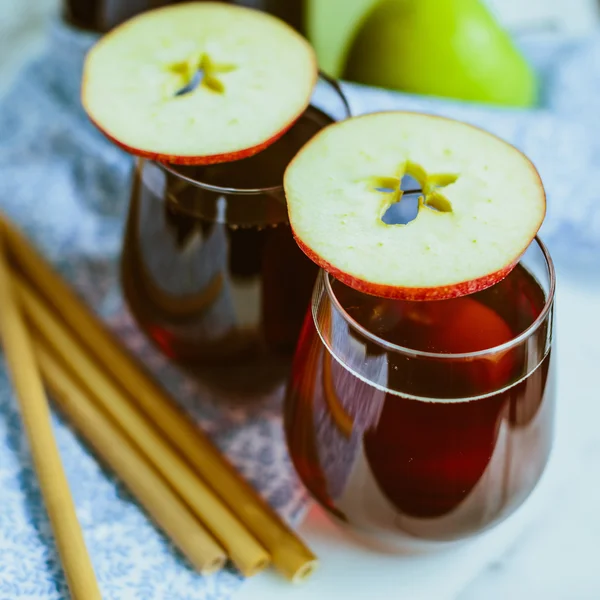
0,20 -> 599,600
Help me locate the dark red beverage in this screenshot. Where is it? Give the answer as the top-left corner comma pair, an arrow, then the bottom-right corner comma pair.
121,104 -> 344,390
285,239 -> 555,543
64,0 -> 304,34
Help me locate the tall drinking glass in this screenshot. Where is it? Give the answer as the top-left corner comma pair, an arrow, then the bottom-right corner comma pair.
285,238 -> 555,546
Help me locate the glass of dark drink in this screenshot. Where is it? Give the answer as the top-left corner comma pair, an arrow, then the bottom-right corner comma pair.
121,76 -> 351,390
285,237 -> 555,547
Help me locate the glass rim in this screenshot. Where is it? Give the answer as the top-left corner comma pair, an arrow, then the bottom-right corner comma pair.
153,71 -> 351,197
323,236 -> 556,360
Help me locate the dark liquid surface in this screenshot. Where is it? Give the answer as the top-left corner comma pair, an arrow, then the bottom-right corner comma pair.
285,265 -> 555,541
121,106 -> 329,391
64,0 -> 304,33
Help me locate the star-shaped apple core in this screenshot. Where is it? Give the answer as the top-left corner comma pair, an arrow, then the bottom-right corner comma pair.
171,52 -> 237,96
368,161 -> 457,221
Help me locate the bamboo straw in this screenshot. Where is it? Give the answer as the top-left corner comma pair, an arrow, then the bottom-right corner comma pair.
35,341 -> 227,575
0,238 -> 101,600
14,274 -> 270,578
0,215 -> 318,582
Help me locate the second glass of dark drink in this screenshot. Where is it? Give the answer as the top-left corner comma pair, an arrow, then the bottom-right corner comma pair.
121,77 -> 351,390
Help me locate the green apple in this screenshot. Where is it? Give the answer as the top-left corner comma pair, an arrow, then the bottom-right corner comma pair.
306,0 -> 379,77
343,0 -> 538,107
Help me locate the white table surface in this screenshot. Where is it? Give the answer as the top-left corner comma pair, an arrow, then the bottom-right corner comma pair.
239,261 -> 600,600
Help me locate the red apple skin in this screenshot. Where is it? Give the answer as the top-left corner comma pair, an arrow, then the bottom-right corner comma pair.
293,233 -> 521,301
86,110 -> 301,165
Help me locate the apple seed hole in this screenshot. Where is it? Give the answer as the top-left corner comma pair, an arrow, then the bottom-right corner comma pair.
400,173 -> 421,192
425,191 -> 452,213
173,53 -> 236,97
381,191 -> 420,225
380,174 -> 428,225
372,165 -> 456,226
175,68 -> 203,96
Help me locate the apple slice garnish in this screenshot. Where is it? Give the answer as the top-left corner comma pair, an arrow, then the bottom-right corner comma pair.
284,112 -> 546,300
82,3 -> 317,165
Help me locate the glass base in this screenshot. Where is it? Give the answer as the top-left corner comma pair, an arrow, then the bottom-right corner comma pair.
331,516 -> 466,556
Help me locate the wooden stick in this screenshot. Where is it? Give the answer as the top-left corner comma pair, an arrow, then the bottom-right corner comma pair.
0,215 -> 318,582
35,341 -> 227,575
14,274 -> 270,578
0,237 -> 101,600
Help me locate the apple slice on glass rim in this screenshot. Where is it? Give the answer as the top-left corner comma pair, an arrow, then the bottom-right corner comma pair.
82,2 -> 318,165
284,112 -> 546,301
